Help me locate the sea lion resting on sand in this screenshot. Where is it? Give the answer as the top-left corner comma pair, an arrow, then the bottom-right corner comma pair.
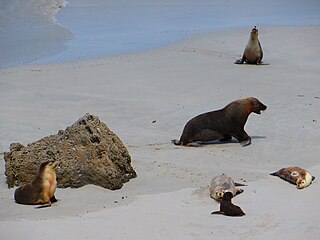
14,160 -> 58,207
235,26 -> 263,65
172,97 -> 267,147
270,166 -> 315,189
211,192 -> 245,217
210,174 -> 245,201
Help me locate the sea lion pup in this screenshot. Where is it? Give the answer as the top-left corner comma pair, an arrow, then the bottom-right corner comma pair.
211,192 -> 245,217
235,26 -> 263,65
172,97 -> 267,147
270,166 -> 315,189
14,160 -> 58,207
209,174 -> 245,201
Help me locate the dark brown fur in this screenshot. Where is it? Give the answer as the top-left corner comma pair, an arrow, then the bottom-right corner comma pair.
211,192 -> 245,217
172,97 -> 267,147
14,160 -> 58,207
235,26 -> 263,65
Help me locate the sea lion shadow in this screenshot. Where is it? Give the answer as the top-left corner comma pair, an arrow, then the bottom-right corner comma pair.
251,135 -> 267,140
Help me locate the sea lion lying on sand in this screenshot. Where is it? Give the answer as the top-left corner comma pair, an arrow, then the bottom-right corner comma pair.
172,97 -> 267,147
211,192 -> 245,217
14,160 -> 58,208
235,26 -> 264,65
209,174 -> 246,201
270,166 -> 315,189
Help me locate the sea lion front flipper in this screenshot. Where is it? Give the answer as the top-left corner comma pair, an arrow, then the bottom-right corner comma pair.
240,139 -> 251,147
235,188 -> 244,195
234,58 -> 245,64
312,176 -> 315,181
50,195 -> 58,203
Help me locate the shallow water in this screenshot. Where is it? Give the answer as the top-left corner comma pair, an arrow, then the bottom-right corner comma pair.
0,0 -> 72,68
1,0 -> 319,68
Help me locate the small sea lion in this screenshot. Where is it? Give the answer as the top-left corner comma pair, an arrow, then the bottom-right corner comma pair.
209,174 -> 245,201
270,166 -> 315,189
235,26 -> 263,65
172,97 -> 267,147
14,160 -> 58,207
211,192 -> 245,217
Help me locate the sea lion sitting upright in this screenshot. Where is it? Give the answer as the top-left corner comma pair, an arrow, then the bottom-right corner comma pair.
172,97 -> 267,147
211,192 -> 245,217
235,26 -> 263,65
14,160 -> 58,207
270,166 -> 315,189
209,174 -> 245,201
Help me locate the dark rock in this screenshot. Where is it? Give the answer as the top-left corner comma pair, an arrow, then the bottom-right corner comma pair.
4,113 -> 136,189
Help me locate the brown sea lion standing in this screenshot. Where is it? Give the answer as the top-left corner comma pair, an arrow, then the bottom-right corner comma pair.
270,166 -> 315,189
235,26 -> 263,65
211,192 -> 245,217
172,97 -> 267,147
14,160 -> 58,207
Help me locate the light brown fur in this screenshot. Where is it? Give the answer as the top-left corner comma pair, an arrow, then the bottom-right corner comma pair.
14,160 -> 58,206
270,166 -> 315,189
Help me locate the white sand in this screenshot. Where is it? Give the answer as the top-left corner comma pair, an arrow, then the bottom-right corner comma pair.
0,26 -> 320,239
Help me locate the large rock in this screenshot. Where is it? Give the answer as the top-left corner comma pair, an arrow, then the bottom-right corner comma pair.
4,113 -> 137,189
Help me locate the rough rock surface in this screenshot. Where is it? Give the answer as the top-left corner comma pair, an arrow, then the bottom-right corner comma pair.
4,113 -> 137,189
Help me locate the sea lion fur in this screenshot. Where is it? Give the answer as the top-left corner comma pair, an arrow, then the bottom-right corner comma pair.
235,26 -> 264,65
172,97 -> 267,147
270,166 -> 315,189
211,192 -> 245,217
14,160 -> 58,207
209,174 -> 245,201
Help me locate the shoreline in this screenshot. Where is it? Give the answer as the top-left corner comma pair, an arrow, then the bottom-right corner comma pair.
2,0 -> 320,68
1,26 -> 320,239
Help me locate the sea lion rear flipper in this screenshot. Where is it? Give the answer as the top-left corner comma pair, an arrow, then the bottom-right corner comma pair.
35,203 -> 52,209
270,171 -> 278,176
234,182 -> 247,187
211,211 -> 224,215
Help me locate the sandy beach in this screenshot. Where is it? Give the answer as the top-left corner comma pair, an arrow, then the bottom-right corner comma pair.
1,26 -> 320,239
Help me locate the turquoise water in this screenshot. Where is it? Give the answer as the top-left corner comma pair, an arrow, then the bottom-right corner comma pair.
1,0 -> 319,68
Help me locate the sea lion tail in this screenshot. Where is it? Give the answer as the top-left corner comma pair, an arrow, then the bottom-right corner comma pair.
171,139 -> 181,145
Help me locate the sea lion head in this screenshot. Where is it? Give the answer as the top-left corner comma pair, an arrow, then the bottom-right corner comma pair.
213,188 -> 226,201
39,160 -> 58,172
222,191 -> 233,201
248,97 -> 267,114
296,171 -> 313,189
251,26 -> 259,40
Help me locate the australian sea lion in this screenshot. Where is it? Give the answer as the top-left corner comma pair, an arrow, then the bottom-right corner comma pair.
209,174 -> 245,201
270,166 -> 315,189
235,26 -> 263,65
211,192 -> 245,217
14,160 -> 58,207
172,97 -> 267,147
